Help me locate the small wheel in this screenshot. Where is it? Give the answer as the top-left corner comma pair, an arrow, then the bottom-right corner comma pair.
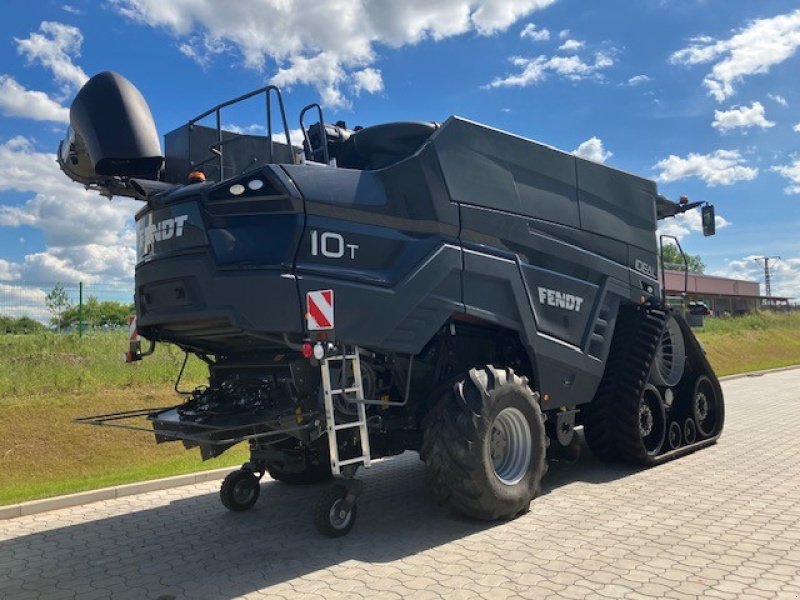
314,485 -> 357,537
638,384 -> 667,457
220,470 -> 260,512
692,375 -> 722,437
683,418 -> 697,445
667,421 -> 682,450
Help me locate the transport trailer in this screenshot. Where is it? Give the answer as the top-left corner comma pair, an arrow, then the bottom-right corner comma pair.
64,72 -> 724,536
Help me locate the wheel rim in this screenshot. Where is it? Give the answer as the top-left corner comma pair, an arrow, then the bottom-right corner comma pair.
233,478 -> 256,505
639,386 -> 666,455
490,407 -> 532,485
329,498 -> 352,530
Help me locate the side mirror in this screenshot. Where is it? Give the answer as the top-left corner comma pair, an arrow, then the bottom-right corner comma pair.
702,204 -> 716,237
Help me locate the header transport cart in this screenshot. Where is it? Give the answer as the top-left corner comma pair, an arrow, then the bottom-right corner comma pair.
62,72 -> 723,537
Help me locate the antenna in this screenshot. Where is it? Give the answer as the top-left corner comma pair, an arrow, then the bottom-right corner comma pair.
753,256 -> 781,305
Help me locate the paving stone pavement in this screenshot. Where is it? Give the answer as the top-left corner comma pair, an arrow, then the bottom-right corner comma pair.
1,370 -> 800,600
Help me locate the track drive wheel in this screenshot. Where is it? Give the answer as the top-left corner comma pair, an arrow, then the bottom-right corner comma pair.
220,469 -> 260,512
421,366 -> 548,521
314,484 -> 357,537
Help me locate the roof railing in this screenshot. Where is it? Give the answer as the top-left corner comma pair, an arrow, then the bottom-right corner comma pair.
187,85 -> 292,179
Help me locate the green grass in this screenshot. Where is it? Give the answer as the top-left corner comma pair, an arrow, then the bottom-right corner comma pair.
1,316 -> 799,506
0,331 -> 208,397
695,311 -> 800,377
0,331 -> 246,505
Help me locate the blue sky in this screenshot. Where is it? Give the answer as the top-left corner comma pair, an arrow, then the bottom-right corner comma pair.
0,0 -> 799,306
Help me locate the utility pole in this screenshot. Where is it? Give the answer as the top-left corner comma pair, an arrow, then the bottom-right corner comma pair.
754,256 -> 780,307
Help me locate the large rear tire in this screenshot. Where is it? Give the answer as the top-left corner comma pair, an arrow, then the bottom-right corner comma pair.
421,366 -> 548,521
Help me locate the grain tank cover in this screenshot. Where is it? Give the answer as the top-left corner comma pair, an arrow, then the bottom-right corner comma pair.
68,71 -> 163,179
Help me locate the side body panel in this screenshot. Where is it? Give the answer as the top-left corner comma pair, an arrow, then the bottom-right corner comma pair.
432,118 -> 659,408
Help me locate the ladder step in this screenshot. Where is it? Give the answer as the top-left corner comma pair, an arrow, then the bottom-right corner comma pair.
324,354 -> 359,362
333,422 -> 364,431
338,457 -> 367,467
329,387 -> 361,395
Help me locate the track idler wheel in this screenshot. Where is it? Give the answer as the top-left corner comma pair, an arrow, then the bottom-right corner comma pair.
639,384 -> 667,457
692,375 -> 722,437
683,418 -> 697,444
667,421 -> 682,450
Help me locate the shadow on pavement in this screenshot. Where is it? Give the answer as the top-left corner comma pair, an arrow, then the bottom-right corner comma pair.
0,444 -> 642,600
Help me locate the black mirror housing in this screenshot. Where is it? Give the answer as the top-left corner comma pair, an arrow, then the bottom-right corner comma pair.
702,204 -> 716,237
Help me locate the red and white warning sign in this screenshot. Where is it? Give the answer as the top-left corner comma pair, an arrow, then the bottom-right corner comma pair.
306,289 -> 334,330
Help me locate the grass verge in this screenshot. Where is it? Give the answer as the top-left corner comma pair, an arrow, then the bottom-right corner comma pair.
0,386 -> 247,506
695,311 -> 800,376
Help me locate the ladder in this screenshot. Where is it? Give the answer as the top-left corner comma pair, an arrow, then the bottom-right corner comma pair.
321,346 -> 372,476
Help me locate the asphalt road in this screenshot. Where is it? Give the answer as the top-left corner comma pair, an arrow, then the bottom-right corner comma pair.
1,369 -> 799,600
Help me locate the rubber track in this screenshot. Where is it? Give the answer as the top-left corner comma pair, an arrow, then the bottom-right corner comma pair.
583,306 -> 667,465
420,366 -> 548,520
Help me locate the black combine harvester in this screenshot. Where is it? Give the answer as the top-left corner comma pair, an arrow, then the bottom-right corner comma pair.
62,72 -> 724,536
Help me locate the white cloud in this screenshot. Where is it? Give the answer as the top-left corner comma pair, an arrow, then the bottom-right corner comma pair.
352,68 -> 384,95
558,39 -> 584,52
15,21 -> 88,97
111,0 -> 558,107
771,159 -> 800,195
223,123 -> 266,135
0,260 -> 19,280
711,101 -> 775,132
485,51 -> 614,88
0,136 -> 138,284
669,10 -> 800,102
520,23 -> 550,41
793,123 -> 800,133
624,74 -> 653,86
0,75 -> 69,123
767,93 -> 788,107
654,149 -> 758,186
62,5 -> 82,15
573,137 -> 612,164
657,207 -> 730,241
558,29 -> 570,39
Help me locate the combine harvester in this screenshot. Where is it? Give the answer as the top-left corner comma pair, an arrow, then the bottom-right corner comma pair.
62,72 -> 724,536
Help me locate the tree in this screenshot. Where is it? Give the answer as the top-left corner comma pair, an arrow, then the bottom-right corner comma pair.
45,283 -> 72,331
56,296 -> 134,330
661,244 -> 705,274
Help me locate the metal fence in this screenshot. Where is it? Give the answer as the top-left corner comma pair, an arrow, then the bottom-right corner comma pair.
0,280 -> 134,334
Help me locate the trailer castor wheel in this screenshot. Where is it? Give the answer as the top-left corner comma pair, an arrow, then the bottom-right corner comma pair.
314,483 -> 358,537
220,469 -> 260,512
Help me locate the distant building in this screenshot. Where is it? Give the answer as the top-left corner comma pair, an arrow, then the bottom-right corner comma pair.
663,270 -> 790,315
